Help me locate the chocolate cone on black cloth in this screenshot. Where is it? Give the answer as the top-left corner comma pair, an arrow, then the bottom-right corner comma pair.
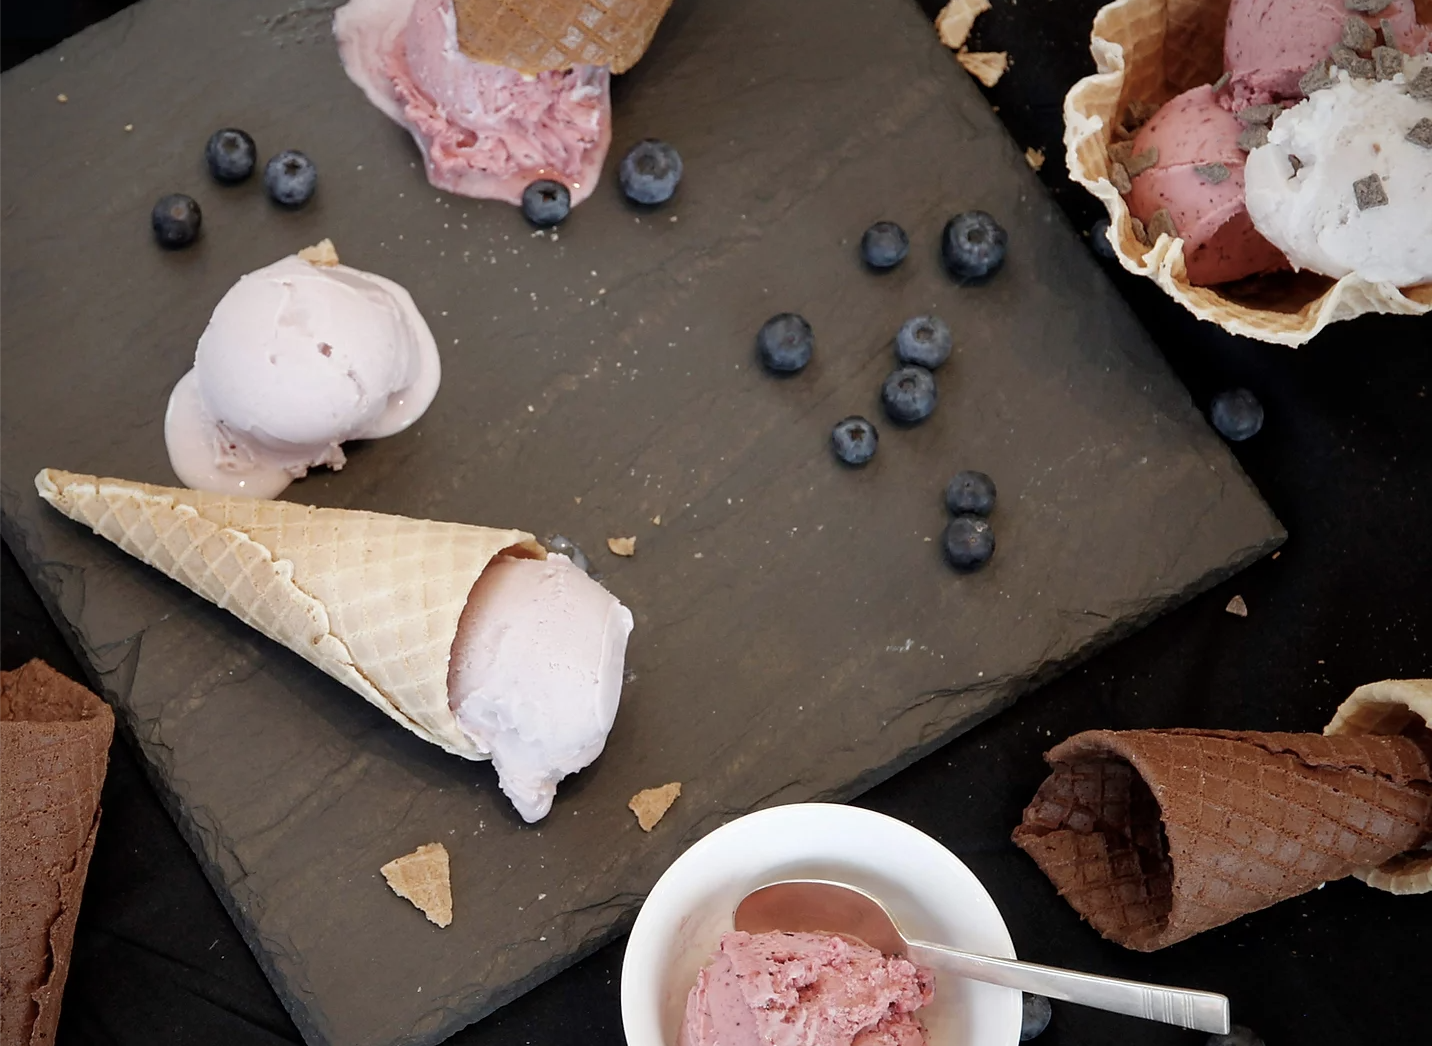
1,660 -> 114,1046
1012,727 -> 1432,951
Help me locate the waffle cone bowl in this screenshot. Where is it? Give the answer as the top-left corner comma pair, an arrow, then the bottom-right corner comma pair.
453,0 -> 674,74
1064,0 -> 1432,345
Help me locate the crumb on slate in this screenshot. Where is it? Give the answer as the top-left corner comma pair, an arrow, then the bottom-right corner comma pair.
1025,147 -> 1045,171
629,782 -> 681,831
608,536 -> 636,557
956,49 -> 1009,88
1226,595 -> 1249,618
935,0 -> 991,51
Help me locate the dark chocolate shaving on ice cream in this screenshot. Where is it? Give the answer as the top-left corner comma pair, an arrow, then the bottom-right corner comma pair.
1408,118 -> 1432,149
1380,17 -> 1397,47
1194,163 -> 1230,184
1211,71 -> 1231,92
1107,140 -> 1135,167
1147,209 -> 1178,241
1238,103 -> 1282,126
1130,216 -> 1149,246
1331,45 -> 1376,78
1341,16 -> 1377,51
1123,146 -> 1159,177
1354,173 -> 1389,209
1373,46 -> 1404,79
1409,67 -> 1432,101
1238,124 -> 1270,151
1344,0 -> 1390,12
1110,161 -> 1132,194
1300,60 -> 1337,94
1288,154 -> 1305,174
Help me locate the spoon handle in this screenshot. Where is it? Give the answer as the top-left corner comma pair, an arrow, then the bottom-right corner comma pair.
904,940 -> 1230,1034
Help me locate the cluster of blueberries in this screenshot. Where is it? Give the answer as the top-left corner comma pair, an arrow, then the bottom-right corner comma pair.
151,129 -> 317,249
521,138 -> 683,224
755,211 -> 1010,572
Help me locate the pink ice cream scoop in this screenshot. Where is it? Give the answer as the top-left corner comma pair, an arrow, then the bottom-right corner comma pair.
680,931 -> 934,1046
334,0 -> 611,206
1223,0 -> 1430,111
1124,85 -> 1289,285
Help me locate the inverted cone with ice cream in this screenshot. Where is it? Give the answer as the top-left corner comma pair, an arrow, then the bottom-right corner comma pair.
34,469 -> 633,822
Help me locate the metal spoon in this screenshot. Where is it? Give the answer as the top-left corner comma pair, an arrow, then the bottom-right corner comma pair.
734,879 -> 1230,1035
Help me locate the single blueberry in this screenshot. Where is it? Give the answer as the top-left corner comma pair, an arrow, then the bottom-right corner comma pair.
861,221 -> 909,270
944,514 -> 995,572
942,210 -> 1008,281
895,315 -> 953,370
619,139 -> 683,205
205,128 -> 256,184
757,313 -> 813,373
880,366 -> 937,424
151,193 -> 202,249
945,470 -> 996,516
1210,388 -> 1264,441
831,416 -> 878,466
264,150 -> 317,207
522,179 -> 571,226
1019,994 -> 1052,1041
1089,216 -> 1117,260
1207,1027 -> 1265,1046
545,535 -> 593,575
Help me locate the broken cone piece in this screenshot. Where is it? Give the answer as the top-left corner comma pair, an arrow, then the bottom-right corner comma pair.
1013,727 -> 1432,950
629,781 -> 681,831
381,843 -> 453,927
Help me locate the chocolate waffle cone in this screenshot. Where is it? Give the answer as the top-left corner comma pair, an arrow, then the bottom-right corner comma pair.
453,0 -> 673,75
2,660 -> 114,1046
1012,727 -> 1432,950
1064,0 -> 1432,345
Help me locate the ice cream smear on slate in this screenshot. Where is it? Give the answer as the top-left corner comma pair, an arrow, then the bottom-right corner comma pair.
334,0 -> 610,206
681,931 -> 935,1046
449,553 -> 634,822
164,243 -> 439,499
1244,60 -> 1432,286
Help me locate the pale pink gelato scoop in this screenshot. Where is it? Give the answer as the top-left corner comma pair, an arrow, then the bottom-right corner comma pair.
1223,0 -> 1430,111
334,0 -> 611,205
1125,85 -> 1289,285
680,931 -> 934,1046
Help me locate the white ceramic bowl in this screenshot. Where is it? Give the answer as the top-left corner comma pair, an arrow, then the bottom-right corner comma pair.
621,803 -> 1022,1046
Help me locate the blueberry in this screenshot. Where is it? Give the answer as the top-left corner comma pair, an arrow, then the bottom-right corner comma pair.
545,535 -> 592,575
861,221 -> 909,269
757,313 -> 813,373
1210,388 -> 1263,442
942,210 -> 1008,281
151,193 -> 202,249
205,128 -> 256,184
1089,216 -> 1117,260
880,366 -> 937,424
264,150 -> 317,207
895,315 -> 952,369
1019,994 -> 1052,1041
831,416 -> 878,466
944,514 -> 995,572
521,179 -> 571,226
1207,1027 -> 1265,1046
619,139 -> 683,205
945,470 -> 996,516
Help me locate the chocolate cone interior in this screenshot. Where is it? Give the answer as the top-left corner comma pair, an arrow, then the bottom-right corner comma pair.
1013,728 -> 1432,951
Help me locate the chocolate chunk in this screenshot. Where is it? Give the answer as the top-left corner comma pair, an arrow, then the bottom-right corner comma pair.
1373,46 -> 1403,79
1288,154 -> 1305,174
1344,0 -> 1388,12
1193,163 -> 1231,184
1124,146 -> 1159,177
1129,216 -> 1149,246
1211,72 -> 1231,92
1147,208 -> 1178,241
1379,17 -> 1397,48
1409,67 -> 1432,101
1125,99 -> 1159,128
1353,173 -> 1388,210
1340,16 -> 1376,52
1238,103 -> 1282,126
1238,124 -> 1270,151
1299,61 -> 1337,95
1108,140 -> 1135,167
1110,161 -> 1132,194
1331,45 -> 1375,78
1407,118 -> 1432,150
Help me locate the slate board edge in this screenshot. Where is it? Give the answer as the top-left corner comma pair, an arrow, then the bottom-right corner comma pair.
2,497 -> 1286,1046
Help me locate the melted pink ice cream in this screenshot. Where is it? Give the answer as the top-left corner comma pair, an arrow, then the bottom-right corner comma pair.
334,0 -> 611,205
1223,0 -> 1430,110
1125,86 -> 1289,285
680,932 -> 934,1046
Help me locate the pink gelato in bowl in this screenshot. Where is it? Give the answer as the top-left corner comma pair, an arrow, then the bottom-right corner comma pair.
620,804 -> 1021,1046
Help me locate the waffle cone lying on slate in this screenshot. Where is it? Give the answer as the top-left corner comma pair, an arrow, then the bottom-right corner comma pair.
1012,721 -> 1432,950
2,660 -> 114,1046
453,0 -> 674,75
35,468 -> 543,761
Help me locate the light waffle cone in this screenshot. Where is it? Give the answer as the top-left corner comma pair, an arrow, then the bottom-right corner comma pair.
2,660 -> 114,1046
1065,0 -> 1432,345
1325,679 -> 1432,894
1013,727 -> 1432,950
35,469 -> 544,761
453,0 -> 673,75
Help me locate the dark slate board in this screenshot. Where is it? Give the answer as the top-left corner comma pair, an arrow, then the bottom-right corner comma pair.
0,0 -> 1283,1043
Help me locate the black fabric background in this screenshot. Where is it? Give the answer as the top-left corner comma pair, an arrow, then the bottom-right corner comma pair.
3,1 -> 1429,1043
